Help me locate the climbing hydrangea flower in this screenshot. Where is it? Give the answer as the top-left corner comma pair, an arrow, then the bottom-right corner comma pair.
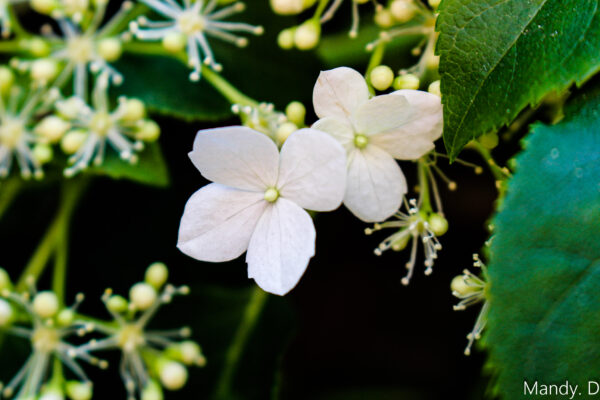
178,126 -> 346,295
57,73 -> 160,177
451,254 -> 489,356
312,67 -> 443,222
131,0 -> 263,81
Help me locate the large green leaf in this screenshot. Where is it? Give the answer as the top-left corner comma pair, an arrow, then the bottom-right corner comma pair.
485,89 -> 600,398
437,0 -> 600,159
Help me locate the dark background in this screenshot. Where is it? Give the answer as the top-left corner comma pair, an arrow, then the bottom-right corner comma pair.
0,1 -> 503,399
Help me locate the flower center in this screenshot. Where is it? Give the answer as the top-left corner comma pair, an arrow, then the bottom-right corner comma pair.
67,36 -> 95,63
264,188 -> 279,203
353,134 -> 369,149
178,10 -> 205,35
0,119 -> 25,149
32,326 -> 60,353
90,112 -> 113,136
117,324 -> 146,353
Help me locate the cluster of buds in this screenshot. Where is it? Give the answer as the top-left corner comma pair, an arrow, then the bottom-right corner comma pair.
373,0 -> 439,29
367,64 -> 440,96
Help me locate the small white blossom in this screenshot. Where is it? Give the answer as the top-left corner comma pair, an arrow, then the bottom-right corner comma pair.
312,67 -> 442,222
178,126 -> 346,295
131,0 -> 263,81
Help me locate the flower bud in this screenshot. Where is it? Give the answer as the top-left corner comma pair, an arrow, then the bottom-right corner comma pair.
285,101 -> 306,126
130,283 -> 157,311
31,0 -> 58,14
370,65 -> 395,91
162,32 -> 186,53
391,234 -> 410,251
97,38 -> 123,62
179,341 -> 206,366
479,131 -> 499,149
142,380 -> 164,400
451,275 -> 480,297
62,0 -> 89,17
426,53 -> 440,69
40,387 -> 65,400
0,268 -> 12,291
61,130 -> 88,154
27,38 -> 51,57
0,298 -> 14,327
107,294 -> 129,313
428,80 -> 441,97
0,66 -> 14,94
57,308 -> 75,326
277,28 -> 295,50
294,20 -> 320,50
390,0 -> 416,23
35,116 -> 70,143
275,122 -> 297,144
65,381 -> 92,400
57,97 -> 84,119
428,213 -> 448,236
393,73 -> 420,90
374,9 -> 394,28
33,291 -> 59,319
31,59 -> 58,83
270,0 -> 304,15
33,143 -> 53,165
429,0 -> 441,9
122,98 -> 146,122
145,262 -> 169,289
135,120 -> 161,142
159,361 -> 188,391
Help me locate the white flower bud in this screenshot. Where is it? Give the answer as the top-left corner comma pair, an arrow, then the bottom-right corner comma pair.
130,283 -> 157,311
479,131 -> 499,149
35,116 -> 70,143
62,0 -> 89,17
374,9 -> 394,28
277,28 -> 295,50
428,213 -> 448,236
122,98 -> 146,122
33,143 -> 53,165
391,235 -> 410,251
31,0 -> 58,14
57,308 -> 75,326
28,38 -> 51,57
40,389 -> 64,400
145,262 -> 169,289
0,268 -> 12,291
97,38 -> 123,62
107,295 -> 129,313
31,59 -> 58,83
370,65 -> 395,91
428,80 -> 441,97
0,298 -> 14,326
162,32 -> 187,53
393,73 -> 420,90
390,0 -> 416,23
276,122 -> 297,144
426,53 -> 440,69
57,97 -> 85,120
135,120 -> 161,142
33,291 -> 59,319
429,0 -> 441,9
294,21 -> 320,50
61,130 -> 88,155
66,381 -> 92,400
159,361 -> 188,391
142,380 -> 164,400
285,101 -> 306,126
179,341 -> 205,366
0,66 -> 14,94
451,275 -> 479,297
270,0 -> 304,15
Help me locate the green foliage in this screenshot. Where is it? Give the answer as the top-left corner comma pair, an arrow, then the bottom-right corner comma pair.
437,0 -> 600,159
90,142 -> 170,187
486,88 -> 600,398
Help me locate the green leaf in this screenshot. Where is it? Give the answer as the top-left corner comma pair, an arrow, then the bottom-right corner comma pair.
485,89 -> 600,397
90,142 -> 170,187
114,54 -> 232,122
437,0 -> 600,159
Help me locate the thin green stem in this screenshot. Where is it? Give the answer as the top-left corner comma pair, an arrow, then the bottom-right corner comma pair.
122,42 -> 258,107
417,160 -> 432,213
213,287 -> 269,400
100,3 -> 149,37
52,223 -> 69,304
313,0 -> 331,19
7,6 -> 29,38
0,177 -> 21,221
0,40 -> 21,53
16,178 -> 89,292
470,141 -> 511,182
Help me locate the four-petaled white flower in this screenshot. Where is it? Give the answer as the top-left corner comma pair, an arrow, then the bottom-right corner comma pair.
312,67 -> 443,222
178,126 -> 346,295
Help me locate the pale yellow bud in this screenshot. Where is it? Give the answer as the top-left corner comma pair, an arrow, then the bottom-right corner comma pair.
61,130 -> 88,154
162,32 -> 187,53
370,65 -> 395,91
294,21 -> 320,50
97,38 -> 123,62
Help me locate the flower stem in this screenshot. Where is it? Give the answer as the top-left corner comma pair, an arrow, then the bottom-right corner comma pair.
7,7 -> 29,39
470,141 -> 511,181
16,178 -> 89,292
213,287 -> 269,400
0,177 -> 21,221
365,42 -> 386,94
52,222 -> 69,305
418,160 -> 432,213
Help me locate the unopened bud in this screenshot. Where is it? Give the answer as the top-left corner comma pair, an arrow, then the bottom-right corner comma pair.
0,66 -> 14,94
136,120 -> 161,142
130,283 -> 157,311
122,98 -> 146,122
393,73 -> 420,90
107,295 -> 129,313
374,9 -> 394,28
33,143 -> 53,164
159,361 -> 188,391
428,213 -> 448,236
31,0 -> 58,14
277,28 -> 295,50
97,38 -> 123,62
35,116 -> 70,143
294,20 -> 320,50
162,32 -> 186,53
57,308 -> 75,326
0,298 -> 14,326
370,65 -> 395,91
285,101 -> 306,126
66,381 -> 92,400
428,80 -> 441,97
31,59 -> 58,83
145,262 -> 169,289
33,291 -> 59,319
276,122 -> 297,144
61,130 -> 88,154
142,380 -> 164,400
390,0 -> 416,23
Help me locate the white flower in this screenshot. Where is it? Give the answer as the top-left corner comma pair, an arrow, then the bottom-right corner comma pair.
312,66 -> 443,222
131,0 -> 263,81
178,126 -> 346,295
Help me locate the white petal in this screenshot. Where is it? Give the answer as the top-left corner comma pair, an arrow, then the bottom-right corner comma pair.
178,183 -> 267,262
189,126 -> 279,191
371,90 -> 443,160
312,117 -> 355,152
278,128 -> 347,211
344,145 -> 407,222
246,198 -> 315,296
354,94 -> 410,136
313,67 -> 370,122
